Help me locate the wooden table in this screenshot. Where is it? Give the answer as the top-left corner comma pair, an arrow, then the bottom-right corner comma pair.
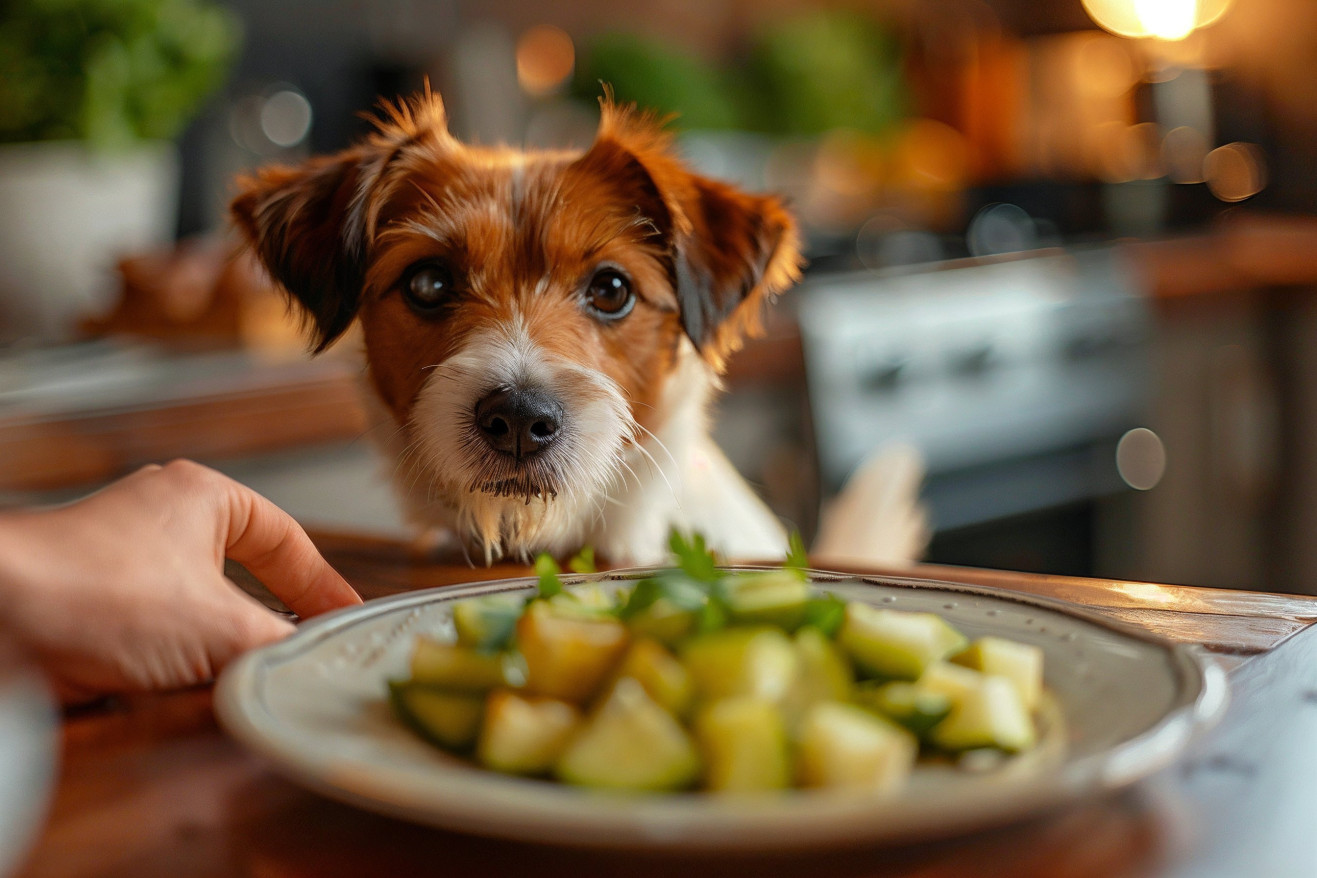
13,531 -> 1317,878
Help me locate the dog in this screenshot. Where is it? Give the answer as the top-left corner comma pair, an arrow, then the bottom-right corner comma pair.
232,90 -> 813,566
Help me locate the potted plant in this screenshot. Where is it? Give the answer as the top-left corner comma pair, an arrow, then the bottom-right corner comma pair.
0,0 -> 239,342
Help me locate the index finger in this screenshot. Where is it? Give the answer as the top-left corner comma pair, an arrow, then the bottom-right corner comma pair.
221,480 -> 363,618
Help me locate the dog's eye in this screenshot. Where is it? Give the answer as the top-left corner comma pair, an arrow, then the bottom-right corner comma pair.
404,263 -> 453,313
585,269 -> 635,320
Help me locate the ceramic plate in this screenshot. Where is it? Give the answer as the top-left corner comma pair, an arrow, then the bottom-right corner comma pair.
215,569 -> 1227,851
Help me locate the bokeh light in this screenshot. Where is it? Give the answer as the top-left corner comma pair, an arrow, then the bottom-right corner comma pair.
516,25 -> 575,96
229,87 -> 312,155
1162,125 -> 1209,184
259,89 -> 312,148
1116,427 -> 1167,491
891,119 -> 970,191
1074,35 -> 1139,98
967,203 -> 1038,257
855,215 -> 946,270
1204,142 -> 1267,202
1094,121 -> 1162,182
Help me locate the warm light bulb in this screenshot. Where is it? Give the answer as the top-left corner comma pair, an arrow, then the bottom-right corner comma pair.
1134,0 -> 1198,40
1083,0 -> 1232,40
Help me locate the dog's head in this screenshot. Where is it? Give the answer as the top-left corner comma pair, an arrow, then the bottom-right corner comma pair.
231,90 -> 801,559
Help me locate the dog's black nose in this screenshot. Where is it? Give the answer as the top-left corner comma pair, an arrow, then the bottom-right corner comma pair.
474,388 -> 564,459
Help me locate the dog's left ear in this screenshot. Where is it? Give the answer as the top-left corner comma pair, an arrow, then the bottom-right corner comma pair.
582,102 -> 804,372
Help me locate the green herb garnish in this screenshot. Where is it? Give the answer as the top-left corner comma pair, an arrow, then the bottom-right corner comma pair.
533,553 -> 563,599
568,546 -> 597,574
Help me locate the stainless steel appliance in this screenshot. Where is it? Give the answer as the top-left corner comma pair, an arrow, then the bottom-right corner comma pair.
797,248 -> 1154,575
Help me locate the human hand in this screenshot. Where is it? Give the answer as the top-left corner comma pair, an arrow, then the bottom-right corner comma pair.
0,460 -> 362,703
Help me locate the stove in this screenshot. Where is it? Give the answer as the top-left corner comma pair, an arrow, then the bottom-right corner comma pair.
796,247 -> 1153,572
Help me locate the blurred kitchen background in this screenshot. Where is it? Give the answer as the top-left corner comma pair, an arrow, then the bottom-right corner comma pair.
2,0 -> 1316,591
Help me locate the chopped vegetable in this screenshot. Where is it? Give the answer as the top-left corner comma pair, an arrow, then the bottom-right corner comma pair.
951,636 -> 1044,711
389,529 -> 1050,795
722,570 -> 813,629
838,603 -> 968,680
409,638 -> 517,692
478,690 -> 581,775
694,696 -> 791,792
927,673 -> 1036,753
787,625 -> 854,714
795,702 -> 917,792
452,595 -> 521,651
555,678 -> 701,791
625,595 -> 699,645
853,680 -> 952,736
389,682 -> 484,750
681,627 -> 800,704
610,638 -> 695,717
517,601 -> 630,703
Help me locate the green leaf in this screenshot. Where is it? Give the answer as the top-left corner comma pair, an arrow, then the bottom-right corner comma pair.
784,530 -> 809,578
662,573 -> 713,611
667,528 -> 721,583
619,577 -> 663,618
567,546 -> 597,575
619,570 -> 711,619
533,553 -> 563,599
695,597 -> 729,634
802,593 -> 847,638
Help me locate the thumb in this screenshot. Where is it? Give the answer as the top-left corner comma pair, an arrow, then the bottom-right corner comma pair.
206,584 -> 298,672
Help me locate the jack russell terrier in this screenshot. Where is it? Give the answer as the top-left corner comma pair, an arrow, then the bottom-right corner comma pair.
232,90 -> 924,567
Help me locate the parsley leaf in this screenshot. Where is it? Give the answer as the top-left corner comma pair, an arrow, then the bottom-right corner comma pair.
784,530 -> 809,580
567,546 -> 596,574
533,553 -> 563,599
620,570 -> 712,619
668,528 -> 721,583
801,592 -> 847,637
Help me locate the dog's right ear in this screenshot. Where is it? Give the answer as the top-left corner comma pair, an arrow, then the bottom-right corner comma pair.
230,149 -> 372,352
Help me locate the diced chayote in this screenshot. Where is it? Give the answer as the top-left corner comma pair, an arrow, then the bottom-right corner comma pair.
693,696 -> 791,792
517,601 -> 630,703
795,701 -> 918,792
555,678 -> 700,791
838,603 -> 968,681
477,690 -> 581,775
389,681 -> 484,750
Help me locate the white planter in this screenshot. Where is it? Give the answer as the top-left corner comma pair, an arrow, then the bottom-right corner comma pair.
0,140 -> 179,343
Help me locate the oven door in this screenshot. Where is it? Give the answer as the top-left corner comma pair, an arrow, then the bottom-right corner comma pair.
797,248 -> 1153,576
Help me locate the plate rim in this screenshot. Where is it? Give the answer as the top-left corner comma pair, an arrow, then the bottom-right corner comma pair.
215,566 -> 1228,851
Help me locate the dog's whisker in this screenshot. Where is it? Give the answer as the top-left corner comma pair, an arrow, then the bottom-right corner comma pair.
615,457 -> 644,491
629,443 -> 678,504
632,422 -> 678,471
